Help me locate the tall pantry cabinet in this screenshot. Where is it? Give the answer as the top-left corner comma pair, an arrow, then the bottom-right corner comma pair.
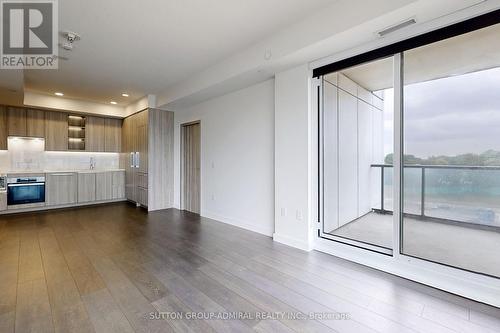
121,108 -> 174,211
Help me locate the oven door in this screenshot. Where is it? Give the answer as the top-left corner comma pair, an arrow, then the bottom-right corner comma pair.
7,183 -> 45,205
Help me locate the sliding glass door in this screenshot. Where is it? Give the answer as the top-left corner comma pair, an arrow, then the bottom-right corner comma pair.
319,14 -> 500,281
321,57 -> 394,253
402,23 -> 500,278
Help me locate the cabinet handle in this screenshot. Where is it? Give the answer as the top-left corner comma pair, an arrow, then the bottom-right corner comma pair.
50,173 -> 74,176
136,152 -> 140,168
130,152 -> 135,168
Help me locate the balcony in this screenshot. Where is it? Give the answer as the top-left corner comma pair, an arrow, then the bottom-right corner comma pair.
328,164 -> 500,278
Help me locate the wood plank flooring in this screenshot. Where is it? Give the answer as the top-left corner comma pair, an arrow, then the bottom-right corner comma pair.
0,203 -> 499,333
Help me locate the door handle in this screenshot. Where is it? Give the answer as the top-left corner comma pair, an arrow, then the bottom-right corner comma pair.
130,152 -> 135,168
8,183 -> 45,187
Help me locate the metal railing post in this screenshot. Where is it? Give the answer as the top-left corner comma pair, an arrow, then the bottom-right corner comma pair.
421,167 -> 425,217
381,166 -> 385,213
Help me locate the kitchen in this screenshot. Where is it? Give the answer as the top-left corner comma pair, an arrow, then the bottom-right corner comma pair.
0,105 -> 174,214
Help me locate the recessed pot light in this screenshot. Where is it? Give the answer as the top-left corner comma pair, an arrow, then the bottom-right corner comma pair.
55,92 -> 64,96
110,101 -> 117,105
121,93 -> 129,97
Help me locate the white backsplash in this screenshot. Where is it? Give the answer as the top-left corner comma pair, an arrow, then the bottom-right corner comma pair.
0,137 -> 120,172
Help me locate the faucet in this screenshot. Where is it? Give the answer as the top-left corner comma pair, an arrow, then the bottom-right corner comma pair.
90,157 -> 96,170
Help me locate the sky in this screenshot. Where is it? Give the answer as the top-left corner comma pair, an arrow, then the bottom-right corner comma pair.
382,67 -> 500,159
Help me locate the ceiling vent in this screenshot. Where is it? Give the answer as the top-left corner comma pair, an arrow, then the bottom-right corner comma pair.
378,18 -> 417,37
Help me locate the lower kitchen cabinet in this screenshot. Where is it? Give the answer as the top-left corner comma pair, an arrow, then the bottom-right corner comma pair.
78,173 -> 96,203
46,173 -> 78,206
137,187 -> 148,207
96,172 -> 112,201
112,171 -> 125,199
96,171 -> 125,201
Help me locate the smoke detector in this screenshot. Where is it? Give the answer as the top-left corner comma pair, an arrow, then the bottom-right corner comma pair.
62,31 -> 81,50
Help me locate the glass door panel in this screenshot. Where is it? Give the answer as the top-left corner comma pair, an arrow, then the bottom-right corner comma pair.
322,56 -> 394,251
402,23 -> 500,278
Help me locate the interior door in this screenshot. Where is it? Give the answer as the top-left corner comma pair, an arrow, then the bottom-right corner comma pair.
181,122 -> 201,214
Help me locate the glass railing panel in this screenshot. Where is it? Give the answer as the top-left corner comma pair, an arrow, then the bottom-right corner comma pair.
403,167 -> 422,215
424,168 -> 500,227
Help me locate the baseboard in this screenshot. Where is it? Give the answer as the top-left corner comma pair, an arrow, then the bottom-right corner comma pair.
273,233 -> 314,251
202,209 -> 274,237
0,199 -> 127,215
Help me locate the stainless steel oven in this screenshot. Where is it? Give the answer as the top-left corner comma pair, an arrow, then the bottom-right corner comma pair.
7,176 -> 45,207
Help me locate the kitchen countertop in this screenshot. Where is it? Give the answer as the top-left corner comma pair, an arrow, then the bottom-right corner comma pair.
2,169 -> 125,175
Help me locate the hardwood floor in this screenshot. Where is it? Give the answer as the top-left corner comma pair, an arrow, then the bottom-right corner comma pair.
0,203 -> 499,333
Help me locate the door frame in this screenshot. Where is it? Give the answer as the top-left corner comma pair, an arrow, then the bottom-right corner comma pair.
314,54 -> 500,308
180,120 -> 201,213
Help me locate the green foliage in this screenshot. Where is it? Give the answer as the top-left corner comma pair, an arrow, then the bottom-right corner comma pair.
384,150 -> 500,166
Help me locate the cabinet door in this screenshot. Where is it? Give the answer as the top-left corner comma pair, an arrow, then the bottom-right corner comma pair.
26,109 -> 45,138
86,116 -> 105,152
122,116 -> 136,201
7,107 -> 26,136
78,173 -> 96,203
112,171 -> 125,199
0,106 -> 7,150
137,187 -> 148,207
104,118 -> 122,152
45,111 -> 68,151
95,172 -> 112,201
46,173 -> 77,206
136,110 -> 148,173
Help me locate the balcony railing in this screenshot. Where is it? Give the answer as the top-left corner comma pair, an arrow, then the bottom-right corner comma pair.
371,164 -> 500,229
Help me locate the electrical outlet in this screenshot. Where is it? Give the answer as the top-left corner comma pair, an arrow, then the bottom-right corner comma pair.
280,208 -> 287,217
296,210 -> 303,221
211,193 -> 216,201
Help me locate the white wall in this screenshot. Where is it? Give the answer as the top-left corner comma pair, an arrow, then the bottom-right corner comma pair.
173,80 -> 275,236
323,73 -> 385,231
274,64 -> 315,251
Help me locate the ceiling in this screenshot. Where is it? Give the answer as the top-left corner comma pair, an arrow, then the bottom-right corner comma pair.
338,22 -> 500,92
8,0 -> 335,105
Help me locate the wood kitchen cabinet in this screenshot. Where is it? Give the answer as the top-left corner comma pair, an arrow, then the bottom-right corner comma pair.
26,109 -> 45,137
46,173 -> 78,206
86,116 -> 105,152
78,173 -> 96,203
112,171 -> 125,199
96,170 -> 125,200
104,118 -> 122,152
0,105 -> 7,150
96,172 -> 112,201
121,109 -> 173,211
7,107 -> 26,136
45,111 -> 68,151
6,107 -> 45,138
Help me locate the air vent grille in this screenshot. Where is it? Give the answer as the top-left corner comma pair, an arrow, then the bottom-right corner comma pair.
378,18 -> 417,37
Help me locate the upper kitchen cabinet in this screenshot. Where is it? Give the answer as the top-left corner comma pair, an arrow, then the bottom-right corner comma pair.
45,111 -> 68,151
6,107 -> 45,138
26,109 -> 45,137
86,116 -> 105,152
0,106 -> 7,150
104,118 -> 122,152
7,107 -> 27,136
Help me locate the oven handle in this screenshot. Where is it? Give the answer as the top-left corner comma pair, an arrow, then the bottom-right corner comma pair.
7,183 -> 45,187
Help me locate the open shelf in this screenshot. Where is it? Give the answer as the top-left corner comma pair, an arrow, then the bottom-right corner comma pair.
68,115 -> 86,150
